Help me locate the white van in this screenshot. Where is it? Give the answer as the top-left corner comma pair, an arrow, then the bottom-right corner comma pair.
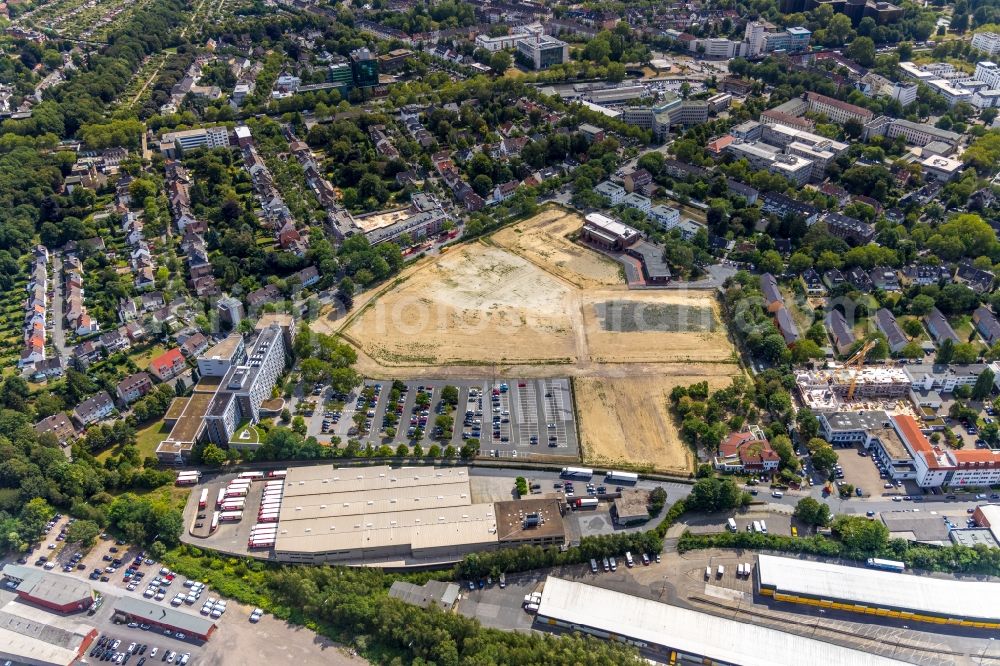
625,551 -> 634,567
727,518 -> 737,532
705,566 -> 711,580
752,520 -> 762,533
590,558 -> 598,573
609,557 -> 617,571
760,521 -> 768,534
717,565 -> 725,578
744,562 -> 752,577
737,563 -> 745,577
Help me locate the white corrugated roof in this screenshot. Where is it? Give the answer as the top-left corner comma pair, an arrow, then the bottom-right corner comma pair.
757,554 -> 1000,622
536,577 -> 913,666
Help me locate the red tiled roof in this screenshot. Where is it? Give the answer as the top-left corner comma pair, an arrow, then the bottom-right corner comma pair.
150,348 -> 184,374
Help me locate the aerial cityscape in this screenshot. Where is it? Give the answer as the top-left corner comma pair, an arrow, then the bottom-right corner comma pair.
0,0 -> 999,663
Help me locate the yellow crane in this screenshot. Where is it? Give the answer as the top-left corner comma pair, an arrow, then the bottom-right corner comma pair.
844,339 -> 877,401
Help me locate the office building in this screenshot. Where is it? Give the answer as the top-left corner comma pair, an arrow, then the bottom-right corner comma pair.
216,295 -> 244,329
888,81 -> 918,107
805,92 -> 873,124
159,126 -> 229,156
920,155 -> 964,182
350,48 -> 379,88
885,119 -> 960,147
594,181 -> 625,205
762,26 -> 812,53
725,141 -> 813,185
516,34 -> 568,69
975,61 -> 1000,89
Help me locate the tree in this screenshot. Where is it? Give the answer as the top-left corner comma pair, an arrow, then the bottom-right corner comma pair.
794,497 -> 831,527
936,337 -> 955,364
758,250 -> 783,275
66,519 -> 101,546
909,294 -> 936,316
845,36 -> 876,66
811,444 -> 839,474
832,515 -> 889,553
488,50 -> 511,72
687,478 -> 748,512
440,385 -> 459,407
900,341 -> 925,359
201,444 -> 226,467
973,368 -> 996,401
953,342 -> 980,364
902,318 -> 924,338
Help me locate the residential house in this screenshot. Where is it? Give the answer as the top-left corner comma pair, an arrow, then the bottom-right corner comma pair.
72,390 -> 114,426
974,306 -> 1000,345
118,298 -> 138,323
594,181 -> 625,205
140,292 -> 165,312
876,308 -> 908,353
148,348 -> 187,382
623,169 -> 652,193
293,266 -> 320,288
846,266 -> 874,292
825,309 -> 855,356
116,372 -> 154,405
924,307 -> 960,345
247,284 -> 281,309
713,428 -> 780,472
31,358 -> 64,381
823,268 -> 846,291
760,273 -> 783,312
99,330 -> 130,354
72,341 -> 102,368
181,332 -> 209,358
621,192 -> 651,213
761,193 -> 819,224
801,268 -> 825,295
902,264 -> 950,287
33,412 -> 76,445
869,266 -> 901,292
726,179 -> 758,204
956,263 -> 995,294
775,307 -> 800,345
823,213 -> 875,245
648,205 -> 680,229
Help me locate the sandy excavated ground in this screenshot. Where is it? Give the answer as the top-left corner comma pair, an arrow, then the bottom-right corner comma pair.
575,373 -> 737,474
490,207 -> 622,289
329,208 -> 742,472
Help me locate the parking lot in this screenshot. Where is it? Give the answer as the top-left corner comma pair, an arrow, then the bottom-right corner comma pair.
831,445 -> 895,498
311,378 -> 579,459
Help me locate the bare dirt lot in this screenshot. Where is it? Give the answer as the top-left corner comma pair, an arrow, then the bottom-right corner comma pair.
343,243 -> 579,366
330,208 -> 742,472
575,373 -> 736,473
490,207 -> 622,289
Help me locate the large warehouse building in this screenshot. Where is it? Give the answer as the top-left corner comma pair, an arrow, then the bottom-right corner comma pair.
1,564 -> 93,613
756,554 -> 1000,628
273,465 -> 500,564
534,577 -> 912,666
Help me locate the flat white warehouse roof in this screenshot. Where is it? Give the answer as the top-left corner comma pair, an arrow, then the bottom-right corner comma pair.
757,554 -> 1000,622
536,577 -> 912,666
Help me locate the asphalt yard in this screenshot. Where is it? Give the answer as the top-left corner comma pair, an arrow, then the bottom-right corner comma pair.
329,378 -> 579,460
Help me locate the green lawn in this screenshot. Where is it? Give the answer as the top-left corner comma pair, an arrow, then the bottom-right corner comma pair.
98,419 -> 170,462
132,345 -> 167,370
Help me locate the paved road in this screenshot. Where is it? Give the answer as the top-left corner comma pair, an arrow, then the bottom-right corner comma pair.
50,253 -> 69,359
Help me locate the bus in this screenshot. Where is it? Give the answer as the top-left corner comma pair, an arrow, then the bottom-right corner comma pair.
267,470 -> 287,479
219,511 -> 243,522
605,470 -> 639,485
216,489 -> 226,508
238,472 -> 266,481
561,467 -> 594,480
210,512 -> 220,532
867,557 -> 905,573
198,489 -> 208,510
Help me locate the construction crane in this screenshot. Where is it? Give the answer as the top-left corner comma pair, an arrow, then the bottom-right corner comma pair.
844,339 -> 877,401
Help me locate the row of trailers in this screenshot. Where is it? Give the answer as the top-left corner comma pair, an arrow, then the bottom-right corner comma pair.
248,479 -> 285,550
194,470 -> 287,535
